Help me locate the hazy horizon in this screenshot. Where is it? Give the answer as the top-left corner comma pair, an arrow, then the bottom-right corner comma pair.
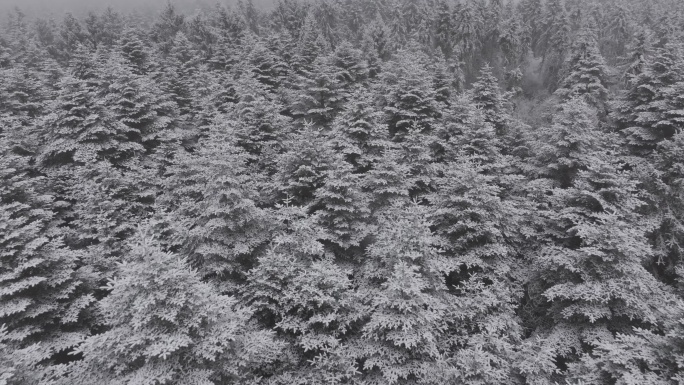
0,0 -> 278,18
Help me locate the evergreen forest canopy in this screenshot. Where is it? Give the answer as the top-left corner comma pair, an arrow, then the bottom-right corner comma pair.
2,0 -> 684,383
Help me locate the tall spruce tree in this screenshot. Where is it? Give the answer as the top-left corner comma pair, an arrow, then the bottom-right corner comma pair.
330,86 -> 389,173
613,43 -> 683,154
150,2 -> 185,55
289,57 -> 348,127
62,228 -> 281,384
313,161 -> 372,250
601,4 -> 631,63
567,301 -> 684,384
0,149 -> 94,384
0,66 -> 47,128
452,1 -> 483,76
519,0 -> 543,54
428,155 -> 526,384
622,28 -> 650,85
40,75 -> 144,167
296,11 -> 330,70
350,202 -> 453,384
243,204 -> 361,384
273,123 -> 340,206
329,41 -> 369,87
155,32 -> 202,119
247,39 -> 291,92
99,54 -> 176,152
160,117 -> 273,291
434,0 -> 453,58
117,28 -> 149,75
525,98 -> 676,378
637,93 -> 684,297
379,44 -> 441,141
361,13 -> 393,63
555,31 -> 609,112
539,0 -> 571,89
227,74 -> 290,178
58,13 -> 90,59
471,64 -> 508,136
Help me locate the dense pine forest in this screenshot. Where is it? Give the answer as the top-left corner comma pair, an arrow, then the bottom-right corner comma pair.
2,0 -> 684,383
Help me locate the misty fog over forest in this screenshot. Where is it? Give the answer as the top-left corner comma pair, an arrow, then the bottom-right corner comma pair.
0,0 -> 278,17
